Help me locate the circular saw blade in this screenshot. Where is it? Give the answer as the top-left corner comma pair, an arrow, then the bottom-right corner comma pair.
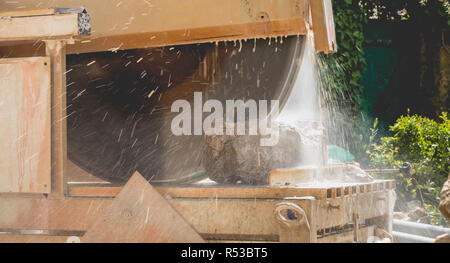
66,36 -> 306,183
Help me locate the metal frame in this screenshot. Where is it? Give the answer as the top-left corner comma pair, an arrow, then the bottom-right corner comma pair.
0,4 -> 393,243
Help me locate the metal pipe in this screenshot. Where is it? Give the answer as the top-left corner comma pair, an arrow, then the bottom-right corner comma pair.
365,169 -> 401,173
392,231 -> 434,243
365,162 -> 412,177
393,231 -> 435,243
393,219 -> 450,239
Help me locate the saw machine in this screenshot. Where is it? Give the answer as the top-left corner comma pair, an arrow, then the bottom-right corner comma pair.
0,0 -> 395,243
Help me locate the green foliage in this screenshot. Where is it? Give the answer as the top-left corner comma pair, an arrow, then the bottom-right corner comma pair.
352,114 -> 380,167
322,0 -> 449,114
321,0 -> 449,114
368,113 -> 450,225
319,1 -> 369,158
320,0 -> 367,111
361,0 -> 449,25
320,0 -> 449,224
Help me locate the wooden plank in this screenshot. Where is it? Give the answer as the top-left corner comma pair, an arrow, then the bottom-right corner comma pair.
69,184 -> 329,200
67,19 -> 307,54
0,57 -> 51,193
81,172 -> 204,243
269,167 -> 318,186
318,230 -> 353,243
45,40 -> 67,198
68,185 -> 121,197
317,226 -> 375,243
0,234 -> 70,243
0,227 -> 379,243
0,226 -> 377,243
169,197 -> 314,241
0,8 -> 56,18
0,197 -> 111,231
0,0 -> 308,54
315,198 -> 347,229
68,179 -> 394,200
202,233 -> 278,242
0,13 -> 82,42
0,42 -> 46,58
310,0 -> 337,53
353,213 -> 360,242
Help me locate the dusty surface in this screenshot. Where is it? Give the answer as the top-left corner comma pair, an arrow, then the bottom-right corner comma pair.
304,163 -> 375,185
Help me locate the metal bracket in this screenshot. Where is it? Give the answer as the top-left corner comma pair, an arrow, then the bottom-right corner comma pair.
274,202 -> 312,242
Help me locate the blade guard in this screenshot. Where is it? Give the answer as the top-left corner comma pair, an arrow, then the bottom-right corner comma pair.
309,0 -> 337,54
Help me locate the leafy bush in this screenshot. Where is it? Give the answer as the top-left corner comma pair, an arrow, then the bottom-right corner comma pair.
319,1 -> 369,160
319,0 -> 367,112
368,112 -> 449,225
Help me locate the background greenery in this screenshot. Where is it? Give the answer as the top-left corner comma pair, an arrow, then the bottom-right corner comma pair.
321,0 -> 449,225
369,113 -> 449,225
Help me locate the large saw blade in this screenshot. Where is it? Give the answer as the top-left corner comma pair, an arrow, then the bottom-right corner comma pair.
66,36 -> 306,184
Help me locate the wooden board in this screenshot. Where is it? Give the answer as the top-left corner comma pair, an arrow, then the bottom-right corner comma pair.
0,13 -> 82,42
310,0 -> 336,53
69,184 -> 329,200
45,40 -> 67,198
0,197 -> 111,231
0,234 -> 70,243
0,0 -> 308,54
68,180 -> 395,200
81,172 -> 204,243
0,57 -> 51,193
269,167 -> 318,186
317,226 -> 375,243
0,8 -> 56,18
0,225 -> 376,243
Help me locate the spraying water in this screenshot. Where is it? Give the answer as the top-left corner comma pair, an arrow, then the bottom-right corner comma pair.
275,33 -> 374,185
278,35 -> 320,123
277,34 -> 324,169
